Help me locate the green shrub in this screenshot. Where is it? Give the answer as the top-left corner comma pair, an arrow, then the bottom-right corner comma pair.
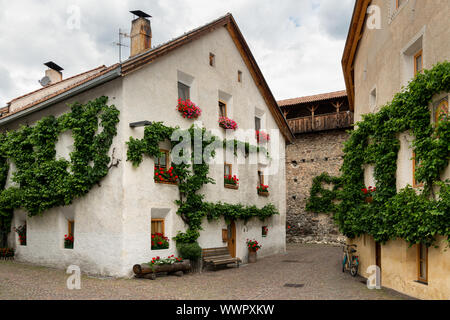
176,242 -> 202,260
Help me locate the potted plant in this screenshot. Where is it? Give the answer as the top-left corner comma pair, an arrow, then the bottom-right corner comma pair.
154,166 -> 178,184
64,234 -> 74,249
362,186 -> 376,203
0,248 -> 14,260
151,233 -> 169,250
177,99 -> 202,119
224,174 -> 239,189
218,117 -> 238,130
256,130 -> 270,144
257,184 -> 269,197
246,239 -> 261,263
14,225 -> 26,246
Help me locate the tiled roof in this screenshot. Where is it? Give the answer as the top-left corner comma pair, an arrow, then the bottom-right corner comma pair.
1,64 -> 119,121
278,90 -> 347,107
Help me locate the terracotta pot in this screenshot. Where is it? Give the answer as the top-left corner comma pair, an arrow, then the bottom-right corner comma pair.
365,196 -> 373,203
248,248 -> 257,263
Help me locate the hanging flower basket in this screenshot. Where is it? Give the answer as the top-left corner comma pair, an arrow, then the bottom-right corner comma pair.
177,99 -> 202,119
256,130 -> 270,143
219,117 -> 238,130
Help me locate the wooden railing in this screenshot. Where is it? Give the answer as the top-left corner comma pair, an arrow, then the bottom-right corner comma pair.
287,111 -> 353,134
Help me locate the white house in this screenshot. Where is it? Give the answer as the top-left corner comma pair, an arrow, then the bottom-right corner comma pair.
0,12 -> 293,277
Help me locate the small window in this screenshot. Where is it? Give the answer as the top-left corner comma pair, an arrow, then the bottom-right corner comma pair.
209,53 -> 215,67
151,219 -> 165,235
412,152 -> 424,188
178,82 -> 190,100
68,220 -> 75,237
219,101 -> 227,118
369,88 -> 377,111
156,149 -> 169,170
434,98 -> 449,124
255,117 -> 262,131
417,243 -> 428,283
258,170 -> 264,186
224,163 -> 232,176
414,50 -> 423,76
238,70 -> 242,83
262,226 -> 268,237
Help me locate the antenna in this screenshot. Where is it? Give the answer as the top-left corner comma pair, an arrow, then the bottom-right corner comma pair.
113,28 -> 130,63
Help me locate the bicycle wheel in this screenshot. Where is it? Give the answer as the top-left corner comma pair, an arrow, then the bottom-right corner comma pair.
350,263 -> 358,277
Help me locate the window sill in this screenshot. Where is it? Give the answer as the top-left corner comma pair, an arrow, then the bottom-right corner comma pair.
414,280 -> 428,286
224,184 -> 239,190
155,180 -> 178,186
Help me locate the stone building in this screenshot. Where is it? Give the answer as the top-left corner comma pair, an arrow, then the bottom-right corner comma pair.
279,90 -> 352,244
0,13 -> 293,277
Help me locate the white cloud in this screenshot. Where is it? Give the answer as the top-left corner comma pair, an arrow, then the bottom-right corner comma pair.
0,0 -> 355,106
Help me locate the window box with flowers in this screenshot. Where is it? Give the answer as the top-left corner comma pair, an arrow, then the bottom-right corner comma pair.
133,255 -> 190,280
362,186 -> 376,203
257,184 -> 269,197
256,130 -> 270,144
224,174 -> 239,190
14,225 -> 26,246
0,248 -> 14,260
246,239 -> 261,263
151,233 -> 169,250
64,234 -> 74,249
154,166 -> 179,185
262,226 -> 268,237
177,99 -> 202,119
219,117 -> 238,130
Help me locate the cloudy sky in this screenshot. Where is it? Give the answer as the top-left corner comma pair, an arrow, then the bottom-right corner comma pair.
0,0 -> 355,107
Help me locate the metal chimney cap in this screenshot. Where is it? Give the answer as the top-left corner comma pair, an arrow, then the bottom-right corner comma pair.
130,10 -> 151,18
44,61 -> 64,72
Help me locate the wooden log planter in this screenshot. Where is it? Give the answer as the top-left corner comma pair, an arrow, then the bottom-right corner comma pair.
133,260 -> 191,280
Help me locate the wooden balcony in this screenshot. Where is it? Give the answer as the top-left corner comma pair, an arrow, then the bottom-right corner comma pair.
287,111 -> 353,134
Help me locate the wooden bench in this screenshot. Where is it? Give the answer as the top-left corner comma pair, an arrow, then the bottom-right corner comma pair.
202,247 -> 241,270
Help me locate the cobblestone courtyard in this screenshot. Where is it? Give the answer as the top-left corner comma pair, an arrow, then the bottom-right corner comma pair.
0,244 -> 412,300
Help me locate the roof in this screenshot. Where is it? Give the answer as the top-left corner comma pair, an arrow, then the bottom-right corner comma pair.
0,13 -> 294,142
342,0 -> 371,111
278,90 -> 347,107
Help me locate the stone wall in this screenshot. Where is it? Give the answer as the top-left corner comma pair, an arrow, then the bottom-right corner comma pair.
285,129 -> 349,245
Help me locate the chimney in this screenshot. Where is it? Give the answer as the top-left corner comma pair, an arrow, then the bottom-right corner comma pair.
40,61 -> 63,87
129,10 -> 152,58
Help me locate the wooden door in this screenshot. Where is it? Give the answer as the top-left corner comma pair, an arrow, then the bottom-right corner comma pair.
227,221 -> 236,258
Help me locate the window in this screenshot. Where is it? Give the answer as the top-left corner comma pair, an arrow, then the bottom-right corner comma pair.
209,53 -> 215,67
155,149 -> 169,170
178,82 -> 190,100
219,100 -> 227,117
258,170 -> 264,186
151,219 -> 165,235
369,87 -> 377,112
414,50 -> 423,76
224,163 -> 232,176
434,98 -> 449,124
68,220 -> 74,237
412,152 -> 424,188
417,243 -> 428,283
255,117 -> 261,131
238,70 -> 242,83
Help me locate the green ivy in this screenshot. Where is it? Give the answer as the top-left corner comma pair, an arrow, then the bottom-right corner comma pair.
306,61 -> 450,247
305,173 -> 343,214
126,122 -> 278,245
0,96 -> 120,247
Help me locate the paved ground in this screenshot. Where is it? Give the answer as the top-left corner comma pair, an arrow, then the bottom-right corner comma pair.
0,243 -> 412,300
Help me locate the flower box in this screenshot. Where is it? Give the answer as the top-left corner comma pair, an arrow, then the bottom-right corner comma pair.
365,196 -> 373,203
224,175 -> 239,189
133,257 -> 190,280
225,184 -> 239,190
258,191 -> 269,197
151,233 -> 169,250
177,99 -> 202,119
64,234 -> 74,249
154,166 -> 178,184
362,186 -> 376,203
218,117 -> 238,130
256,130 -> 270,144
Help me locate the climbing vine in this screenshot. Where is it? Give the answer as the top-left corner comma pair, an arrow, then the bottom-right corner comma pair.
126,122 -> 278,244
306,61 -> 450,247
305,173 -> 343,214
0,96 -> 120,247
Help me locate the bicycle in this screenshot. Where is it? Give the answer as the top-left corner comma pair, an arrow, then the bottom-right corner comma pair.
342,244 -> 359,277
